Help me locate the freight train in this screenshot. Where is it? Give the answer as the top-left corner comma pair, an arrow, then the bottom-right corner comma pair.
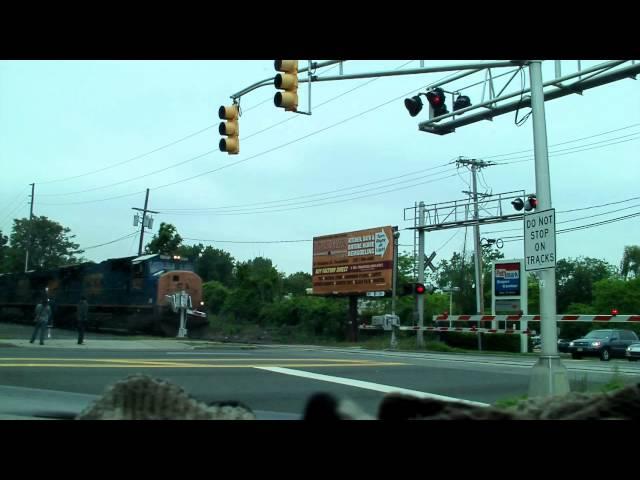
0,253 -> 208,336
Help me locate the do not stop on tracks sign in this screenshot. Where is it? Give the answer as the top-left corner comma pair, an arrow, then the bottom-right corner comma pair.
524,208 -> 556,271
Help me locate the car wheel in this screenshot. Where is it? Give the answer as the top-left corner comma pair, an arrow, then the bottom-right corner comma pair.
571,353 -> 582,360
600,348 -> 611,361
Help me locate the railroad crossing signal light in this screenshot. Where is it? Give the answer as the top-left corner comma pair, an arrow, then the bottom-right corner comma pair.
512,198 -> 525,211
525,194 -> 538,212
404,95 -> 424,117
611,308 -> 619,316
274,60 -> 298,112
426,88 -> 448,118
414,283 -> 426,295
218,104 -> 239,155
453,95 -> 471,111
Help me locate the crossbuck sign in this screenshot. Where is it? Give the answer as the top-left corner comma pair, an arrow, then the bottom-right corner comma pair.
524,208 -> 556,271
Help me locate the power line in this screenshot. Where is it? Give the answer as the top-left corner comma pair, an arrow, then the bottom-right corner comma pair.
160,172 -> 458,217
38,61 -> 415,199
39,69 -> 463,207
480,122 -> 640,160
183,237 -> 311,244
74,231 -> 139,252
501,211 -> 640,243
483,195 -> 640,235
36,125 -> 217,186
159,163 -> 457,214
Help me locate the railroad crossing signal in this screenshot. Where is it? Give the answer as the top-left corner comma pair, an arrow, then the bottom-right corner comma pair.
218,104 -> 239,155
512,194 -> 538,212
425,251 -> 437,272
426,88 -> 448,118
274,60 -> 298,112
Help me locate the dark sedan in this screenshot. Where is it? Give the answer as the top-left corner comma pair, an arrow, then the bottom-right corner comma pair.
569,329 -> 639,361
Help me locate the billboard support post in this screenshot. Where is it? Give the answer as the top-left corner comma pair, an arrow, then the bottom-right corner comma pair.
348,295 -> 358,342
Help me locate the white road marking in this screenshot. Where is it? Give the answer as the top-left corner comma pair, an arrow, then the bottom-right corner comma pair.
165,352 -> 250,355
255,366 -> 489,407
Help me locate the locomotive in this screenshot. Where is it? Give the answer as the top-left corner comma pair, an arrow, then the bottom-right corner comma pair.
0,253 -> 208,336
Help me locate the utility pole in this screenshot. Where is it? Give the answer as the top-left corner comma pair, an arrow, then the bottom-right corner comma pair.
24,183 -> 35,273
390,227 -> 400,349
417,201 -> 425,348
456,158 -> 494,315
527,61 -> 570,397
132,189 -> 159,256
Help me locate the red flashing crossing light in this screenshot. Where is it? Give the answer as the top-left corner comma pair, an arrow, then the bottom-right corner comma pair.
415,283 -> 426,295
611,309 -> 619,316
525,194 -> 538,212
426,88 -> 448,118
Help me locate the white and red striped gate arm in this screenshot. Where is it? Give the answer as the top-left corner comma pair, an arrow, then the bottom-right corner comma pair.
433,314 -> 640,323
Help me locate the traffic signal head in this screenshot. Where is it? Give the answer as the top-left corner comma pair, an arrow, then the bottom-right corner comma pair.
453,95 -> 471,111
426,88 -> 448,118
611,308 -> 619,316
274,60 -> 298,112
404,95 -> 423,117
218,104 -> 239,155
525,194 -> 538,212
414,283 -> 426,295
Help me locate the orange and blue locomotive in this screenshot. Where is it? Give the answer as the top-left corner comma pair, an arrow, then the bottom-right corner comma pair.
0,253 -> 208,336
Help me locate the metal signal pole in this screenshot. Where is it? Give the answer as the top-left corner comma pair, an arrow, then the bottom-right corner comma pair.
527,60 -> 570,397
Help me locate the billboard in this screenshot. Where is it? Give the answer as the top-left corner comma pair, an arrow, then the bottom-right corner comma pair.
312,226 -> 394,296
494,262 -> 521,296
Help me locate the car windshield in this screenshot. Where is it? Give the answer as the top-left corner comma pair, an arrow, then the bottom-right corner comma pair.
1,59 -> 640,420
584,330 -> 613,339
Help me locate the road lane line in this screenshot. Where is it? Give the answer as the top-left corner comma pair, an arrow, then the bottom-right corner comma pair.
255,367 -> 489,407
0,361 -> 405,368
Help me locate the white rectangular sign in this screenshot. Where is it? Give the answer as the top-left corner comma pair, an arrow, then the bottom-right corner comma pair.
524,208 -> 556,271
366,291 -> 385,297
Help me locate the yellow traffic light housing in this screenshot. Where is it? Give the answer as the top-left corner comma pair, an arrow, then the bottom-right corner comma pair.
218,104 -> 239,155
274,60 -> 298,112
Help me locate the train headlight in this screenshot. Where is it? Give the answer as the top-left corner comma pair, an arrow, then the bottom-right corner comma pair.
200,301 -> 205,306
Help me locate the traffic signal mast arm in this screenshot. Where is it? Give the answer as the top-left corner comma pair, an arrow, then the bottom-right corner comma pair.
228,61 -> 519,103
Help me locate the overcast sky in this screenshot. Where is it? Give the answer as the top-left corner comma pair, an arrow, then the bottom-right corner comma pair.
1,60 -> 638,275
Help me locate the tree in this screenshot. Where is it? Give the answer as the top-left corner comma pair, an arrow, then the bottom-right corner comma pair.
620,245 -> 640,280
282,272 -> 312,296
3,216 -> 83,272
592,277 -> 640,315
202,280 -> 230,314
555,257 -> 617,314
144,222 -> 183,256
0,229 -> 8,271
176,243 -> 235,285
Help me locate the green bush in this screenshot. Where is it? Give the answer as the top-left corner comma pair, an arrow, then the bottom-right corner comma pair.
202,280 -> 230,314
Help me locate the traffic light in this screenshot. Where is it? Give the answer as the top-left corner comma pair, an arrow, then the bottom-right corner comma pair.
414,283 -> 426,295
401,282 -> 427,296
274,60 -> 298,112
426,88 -> 448,118
611,308 -> 619,316
218,104 -> 239,155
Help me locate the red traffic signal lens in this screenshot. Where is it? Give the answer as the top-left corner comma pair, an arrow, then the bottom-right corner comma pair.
415,283 -> 426,294
611,309 -> 619,316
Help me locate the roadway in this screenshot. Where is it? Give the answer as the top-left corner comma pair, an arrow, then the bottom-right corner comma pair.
1,329 -> 638,419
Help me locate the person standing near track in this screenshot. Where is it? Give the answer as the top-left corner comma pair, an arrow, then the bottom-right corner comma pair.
30,295 -> 51,345
77,296 -> 89,345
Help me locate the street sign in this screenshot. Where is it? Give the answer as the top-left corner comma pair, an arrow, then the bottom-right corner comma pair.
524,209 -> 556,271
425,251 -> 437,272
366,291 -> 385,297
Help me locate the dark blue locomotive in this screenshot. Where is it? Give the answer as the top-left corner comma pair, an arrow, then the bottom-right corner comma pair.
0,253 -> 207,336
